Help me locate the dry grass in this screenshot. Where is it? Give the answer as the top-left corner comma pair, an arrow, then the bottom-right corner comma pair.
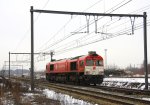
0,78 -> 60,105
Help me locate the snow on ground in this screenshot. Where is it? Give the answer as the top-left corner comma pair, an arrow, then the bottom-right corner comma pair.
42,78 -> 150,103
22,77 -> 150,104
101,77 -> 150,90
28,87 -> 96,105
43,89 -> 97,105
1,80 -> 96,105
1,77 -> 150,104
101,77 -> 150,101
104,77 -> 150,83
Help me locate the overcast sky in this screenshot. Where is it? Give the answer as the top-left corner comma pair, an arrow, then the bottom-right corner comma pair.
0,0 -> 150,71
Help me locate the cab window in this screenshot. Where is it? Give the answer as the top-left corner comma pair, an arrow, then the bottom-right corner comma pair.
96,60 -> 103,66
70,61 -> 77,70
79,60 -> 84,67
50,64 -> 54,71
86,60 -> 94,66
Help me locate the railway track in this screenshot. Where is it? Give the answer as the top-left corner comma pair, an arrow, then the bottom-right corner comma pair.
91,85 -> 150,95
12,77 -> 150,105
36,82 -> 150,105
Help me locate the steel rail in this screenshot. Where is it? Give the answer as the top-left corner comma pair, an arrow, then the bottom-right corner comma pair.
39,82 -> 133,105
93,85 -> 150,95
38,82 -> 150,105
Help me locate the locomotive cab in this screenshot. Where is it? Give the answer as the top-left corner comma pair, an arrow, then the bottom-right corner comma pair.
85,58 -> 104,75
83,51 -> 104,84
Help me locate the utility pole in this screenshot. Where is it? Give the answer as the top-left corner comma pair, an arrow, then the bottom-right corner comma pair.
21,65 -> 23,76
143,12 -> 148,90
30,6 -> 34,91
50,51 -> 54,62
9,52 -> 10,79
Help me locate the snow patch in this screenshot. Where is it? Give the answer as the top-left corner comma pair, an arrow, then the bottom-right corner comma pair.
43,89 -> 97,105
142,97 -> 150,101
102,78 -> 150,90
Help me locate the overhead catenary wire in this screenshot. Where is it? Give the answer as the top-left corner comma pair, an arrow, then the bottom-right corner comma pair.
68,0 -> 132,35
45,17 -> 121,51
53,20 -> 150,56
35,0 -> 104,53
40,17 -> 150,60
34,0 -> 133,64
26,5 -> 150,62
9,0 -> 150,70
41,15 -> 136,53
37,5 -> 150,58
37,8 -> 150,60
46,6 -> 150,54
38,0 -> 132,52
10,0 -> 107,70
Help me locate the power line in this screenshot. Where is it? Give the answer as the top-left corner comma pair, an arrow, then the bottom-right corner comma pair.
47,4 -> 150,53
45,17 -> 136,52
70,0 -> 132,35
32,4 -> 150,61
54,20 -> 150,55
35,0 -> 134,55
36,0 -> 105,52
32,12 -> 149,59
12,0 -> 150,66
38,0 -> 132,52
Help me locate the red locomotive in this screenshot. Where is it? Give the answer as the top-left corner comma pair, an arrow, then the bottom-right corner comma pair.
45,51 -> 104,85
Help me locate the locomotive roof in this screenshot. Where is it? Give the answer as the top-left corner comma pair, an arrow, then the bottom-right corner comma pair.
70,55 -> 85,60
56,53 -> 100,61
46,53 -> 103,65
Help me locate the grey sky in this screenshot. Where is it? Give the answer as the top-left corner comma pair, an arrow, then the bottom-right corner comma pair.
0,0 -> 150,71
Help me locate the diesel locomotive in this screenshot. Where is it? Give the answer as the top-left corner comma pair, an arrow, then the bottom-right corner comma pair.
45,51 -> 104,85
